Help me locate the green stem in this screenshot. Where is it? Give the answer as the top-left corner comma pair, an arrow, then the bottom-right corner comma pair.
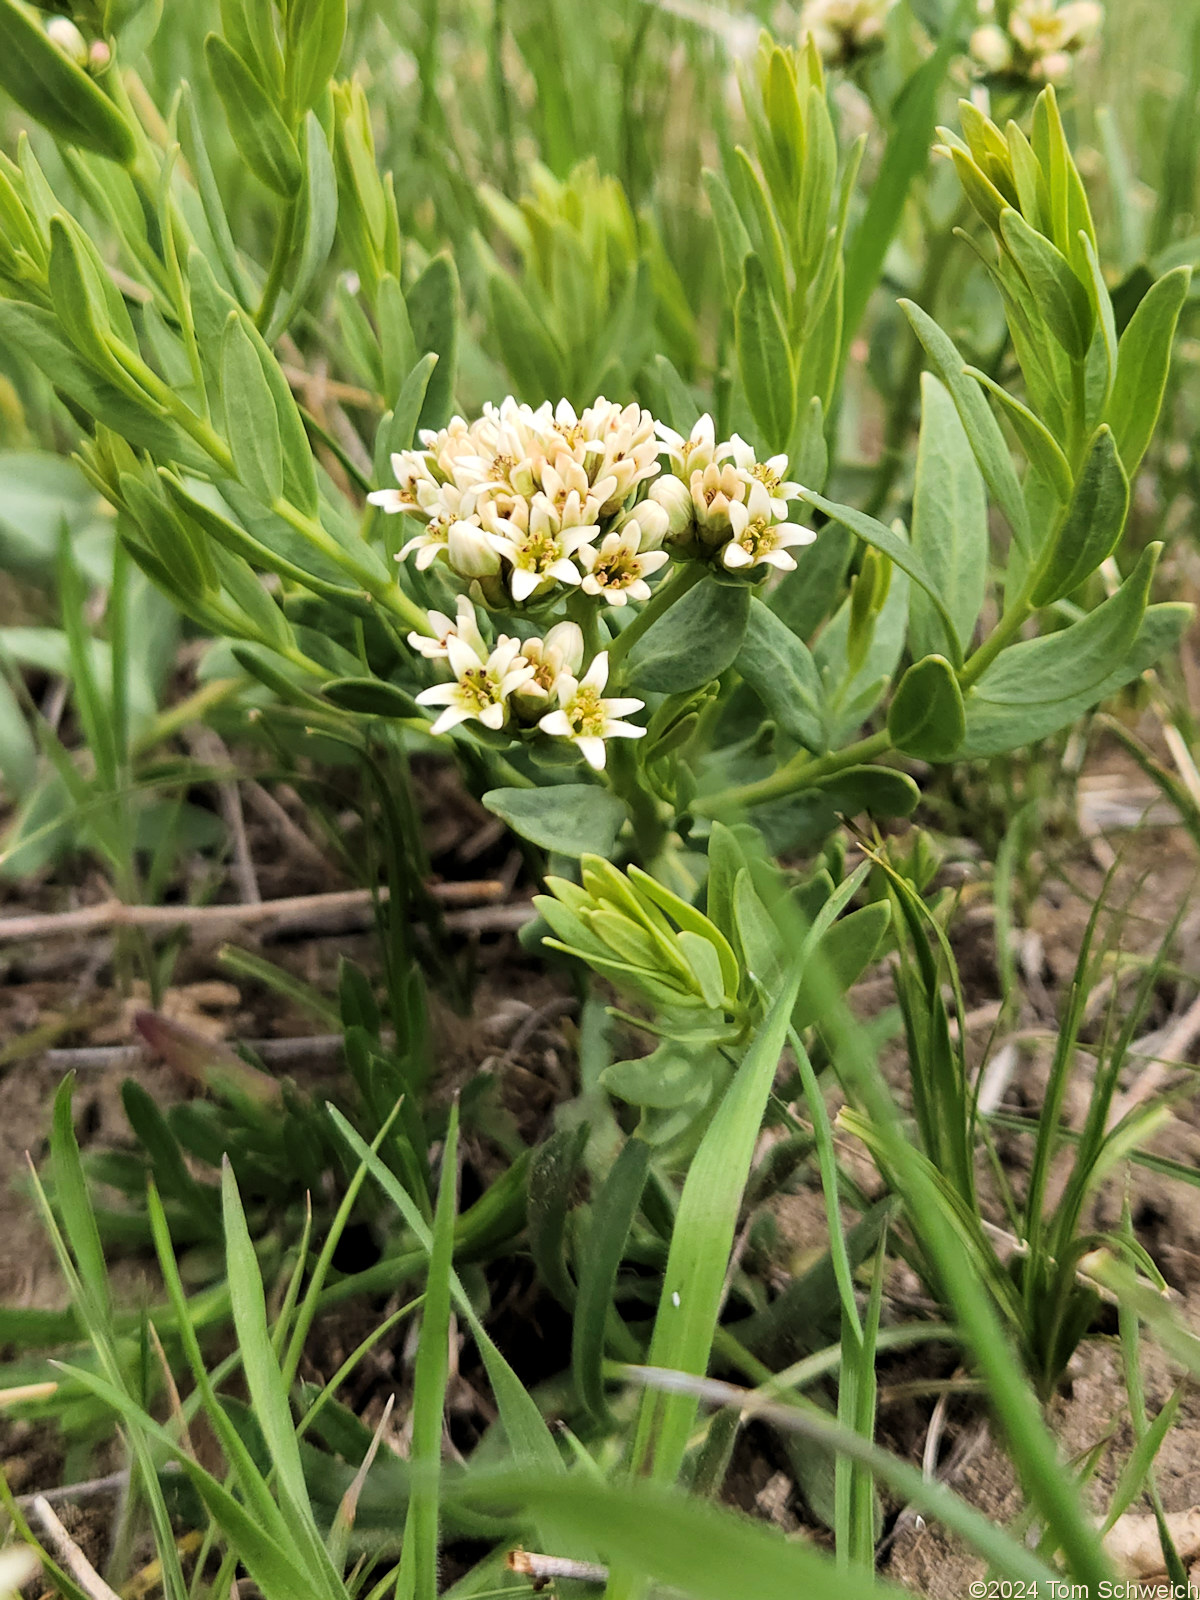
957,590 -> 1034,692
606,561 -> 706,672
607,739 -> 668,863
692,729 -> 894,818
255,200 -> 298,335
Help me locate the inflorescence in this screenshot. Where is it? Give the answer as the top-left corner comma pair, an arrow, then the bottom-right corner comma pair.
368,398 -> 814,768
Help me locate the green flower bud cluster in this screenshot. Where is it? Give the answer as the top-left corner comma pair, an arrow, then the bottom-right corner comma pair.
535,855 -> 741,1017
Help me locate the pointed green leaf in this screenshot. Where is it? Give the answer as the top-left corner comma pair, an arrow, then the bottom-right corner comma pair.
206,33 -> 301,198
999,207 -> 1093,360
1031,426 -> 1129,605
736,597 -> 826,752
736,253 -> 795,456
284,0 -> 345,114
407,253 -> 459,434
910,372 -> 988,663
221,311 -> 284,505
901,299 -> 1031,552
1106,266 -> 1191,477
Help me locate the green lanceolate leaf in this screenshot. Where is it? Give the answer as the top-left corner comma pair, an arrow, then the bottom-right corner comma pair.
573,1135 -> 651,1422
483,785 -> 628,859
909,372 -> 988,664
1030,425 -> 1129,605
736,253 -> 795,456
999,207 -> 1093,360
407,253 -> 459,434
206,33 -> 302,199
221,311 -> 284,506
267,114 -> 338,342
702,168 -> 753,305
284,0 -> 346,115
0,0 -> 136,162
888,654 -> 966,762
47,216 -> 138,377
735,598 -> 825,753
1105,266 -> 1191,477
991,542 -> 1159,706
792,901 -> 891,1031
900,299 -> 1031,552
628,577 -> 750,694
960,581 -> 1190,756
322,677 -> 418,717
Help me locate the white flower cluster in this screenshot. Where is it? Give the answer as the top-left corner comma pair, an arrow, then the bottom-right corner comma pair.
799,0 -> 897,65
409,599 -> 644,770
969,0 -> 1103,84
369,396 -> 813,601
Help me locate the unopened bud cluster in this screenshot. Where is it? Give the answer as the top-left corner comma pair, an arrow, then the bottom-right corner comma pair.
370,396 -> 813,604
969,0 -> 1103,84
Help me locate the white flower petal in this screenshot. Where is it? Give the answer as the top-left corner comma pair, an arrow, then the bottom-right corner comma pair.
415,683 -> 459,707
581,653 -> 610,693
430,707 -> 471,735
538,709 -> 573,737
721,543 -> 753,569
603,719 -> 646,740
577,736 -> 608,770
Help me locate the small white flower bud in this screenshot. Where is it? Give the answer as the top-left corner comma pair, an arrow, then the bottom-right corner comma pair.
45,15 -> 88,63
648,475 -> 695,541
970,22 -> 1014,72
622,499 -> 670,550
446,519 -> 501,578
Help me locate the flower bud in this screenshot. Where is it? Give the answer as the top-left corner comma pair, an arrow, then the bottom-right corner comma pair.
446,518 -> 501,578
45,15 -> 88,63
970,22 -> 1014,72
649,474 -> 695,542
620,499 -> 670,550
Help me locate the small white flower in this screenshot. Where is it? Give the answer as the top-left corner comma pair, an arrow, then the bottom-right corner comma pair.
721,481 -> 816,573
397,483 -> 477,570
655,414 -> 717,479
538,652 -> 646,770
578,526 -> 670,607
721,434 -> 802,518
415,633 -> 534,736
368,450 -> 438,517
513,621 -> 586,711
487,494 -> 595,603
690,461 -> 748,543
407,595 -> 486,660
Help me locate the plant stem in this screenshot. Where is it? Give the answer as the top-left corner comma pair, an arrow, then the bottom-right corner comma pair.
957,590 -> 1034,691
606,562 -> 706,671
255,200 -> 298,335
692,729 -> 894,817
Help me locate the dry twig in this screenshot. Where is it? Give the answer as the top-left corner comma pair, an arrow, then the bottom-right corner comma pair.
30,1495 -> 123,1600
0,881 -> 507,944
